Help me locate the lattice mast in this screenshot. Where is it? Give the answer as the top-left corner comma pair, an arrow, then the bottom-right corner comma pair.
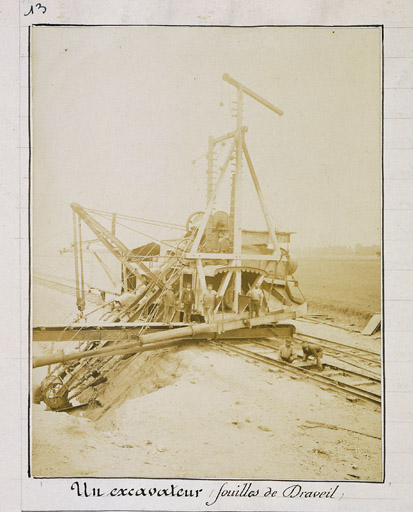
222,74 -> 283,312
184,75 -> 284,314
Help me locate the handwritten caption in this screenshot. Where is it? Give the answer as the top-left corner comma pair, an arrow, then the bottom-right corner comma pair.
71,480 -> 341,505
24,3 -> 47,16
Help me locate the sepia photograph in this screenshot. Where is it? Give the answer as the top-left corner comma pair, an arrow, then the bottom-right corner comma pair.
31,25 -> 382,480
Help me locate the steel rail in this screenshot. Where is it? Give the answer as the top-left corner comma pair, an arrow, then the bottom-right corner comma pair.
238,338 -> 381,382
214,341 -> 381,405
329,356 -> 381,379
294,331 -> 380,358
293,333 -> 381,366
290,336 -> 381,373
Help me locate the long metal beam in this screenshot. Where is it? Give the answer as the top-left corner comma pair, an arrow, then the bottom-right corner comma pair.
34,338 -> 202,369
33,322 -> 217,367
186,253 -> 281,261
222,74 -> 284,116
32,311 -> 293,344
243,137 -> 280,257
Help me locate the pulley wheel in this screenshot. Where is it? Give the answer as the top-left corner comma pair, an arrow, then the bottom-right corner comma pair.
186,211 -> 204,232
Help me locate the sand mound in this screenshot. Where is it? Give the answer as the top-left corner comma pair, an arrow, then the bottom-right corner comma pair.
32,344 -> 382,479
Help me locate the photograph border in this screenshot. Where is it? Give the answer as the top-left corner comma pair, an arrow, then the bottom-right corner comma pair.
27,22 -> 385,484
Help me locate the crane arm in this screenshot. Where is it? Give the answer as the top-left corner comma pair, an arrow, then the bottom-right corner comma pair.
70,203 -> 164,289
222,73 -> 284,116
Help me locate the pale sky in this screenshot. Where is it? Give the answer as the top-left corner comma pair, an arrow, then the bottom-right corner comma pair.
32,25 -> 382,262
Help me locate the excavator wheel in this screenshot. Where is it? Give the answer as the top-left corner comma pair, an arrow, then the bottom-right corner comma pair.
42,376 -> 71,410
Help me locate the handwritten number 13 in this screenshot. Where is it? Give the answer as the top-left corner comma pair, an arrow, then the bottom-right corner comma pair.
24,3 -> 47,16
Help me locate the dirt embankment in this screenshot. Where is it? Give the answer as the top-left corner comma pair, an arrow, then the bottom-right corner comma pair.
32,341 -> 382,480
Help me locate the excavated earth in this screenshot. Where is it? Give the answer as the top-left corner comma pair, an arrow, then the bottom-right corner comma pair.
31,320 -> 382,480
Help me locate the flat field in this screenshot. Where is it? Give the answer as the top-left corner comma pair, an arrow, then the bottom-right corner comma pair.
294,256 -> 381,326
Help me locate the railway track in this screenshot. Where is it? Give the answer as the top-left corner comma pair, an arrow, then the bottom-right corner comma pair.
293,332 -> 381,376
214,338 -> 381,405
251,337 -> 381,381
